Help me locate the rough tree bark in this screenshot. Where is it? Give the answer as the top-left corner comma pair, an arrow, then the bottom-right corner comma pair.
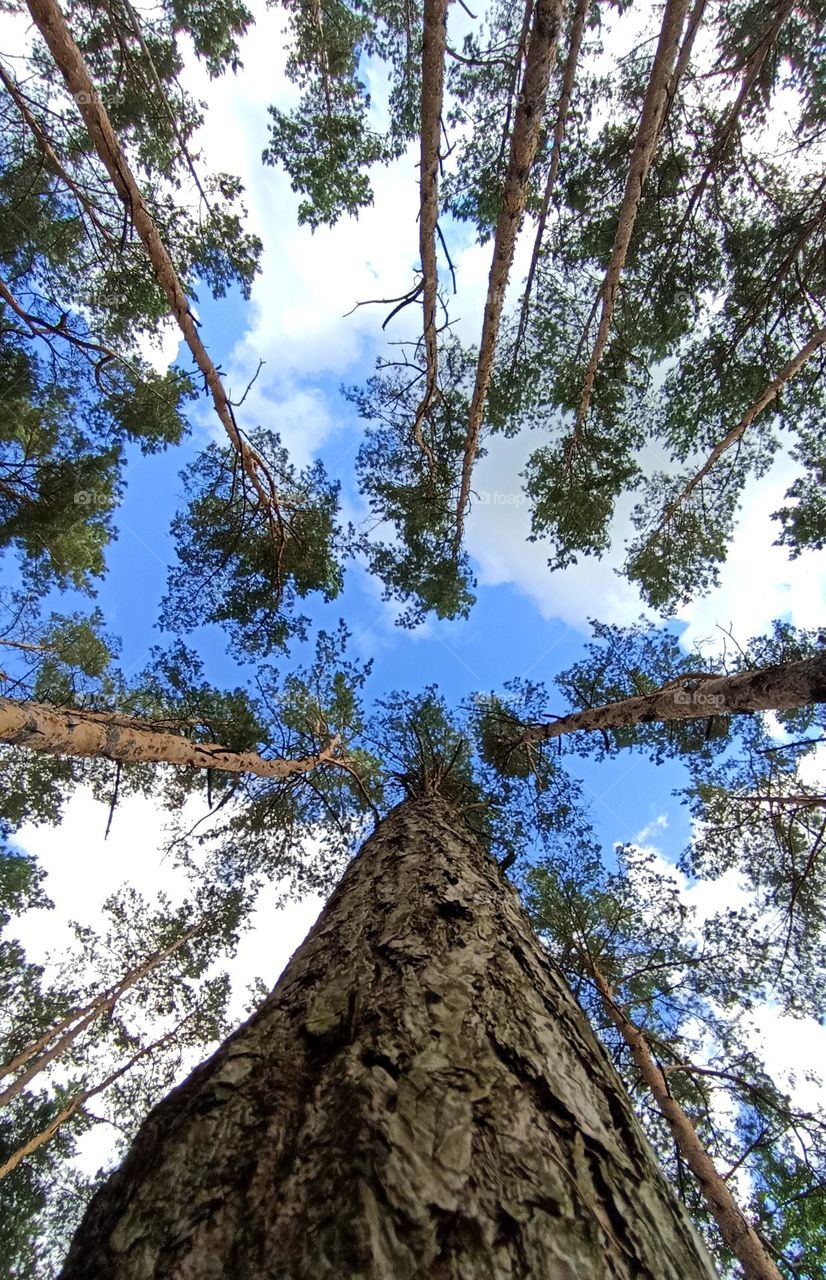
0,696 -> 339,777
61,793 -> 717,1278
517,652 -> 826,747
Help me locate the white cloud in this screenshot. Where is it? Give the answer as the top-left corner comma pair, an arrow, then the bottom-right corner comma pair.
677,451 -> 826,654
466,429 -> 653,631
10,789 -> 324,1016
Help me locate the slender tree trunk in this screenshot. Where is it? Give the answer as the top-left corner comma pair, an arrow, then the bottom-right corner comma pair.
666,0 -> 707,104
23,0 -> 283,527
61,793 -> 716,1278
641,323 -> 826,552
590,962 -> 782,1280
0,1019 -> 187,1183
517,652 -> 826,746
512,0 -> 590,366
0,925 -> 199,1104
0,696 -> 339,777
573,0 -> 691,434
454,0 -> 565,554
413,0 -> 448,466
664,0 -> 795,265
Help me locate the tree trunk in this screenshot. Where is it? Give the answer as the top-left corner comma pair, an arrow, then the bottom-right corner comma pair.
413,0 -> 448,466
61,793 -> 716,1278
0,924 -> 200,1105
512,0 -> 590,366
24,0 -> 283,528
454,0 -> 565,554
590,962 -> 782,1280
572,0 -> 691,433
0,695 -> 339,777
518,652 -> 826,747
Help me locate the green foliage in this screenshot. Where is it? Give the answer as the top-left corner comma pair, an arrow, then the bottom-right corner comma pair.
0,0 -> 262,600
160,430 -> 344,656
774,419 -> 826,556
488,0 -> 826,595
263,0 -> 418,227
351,339 -> 476,626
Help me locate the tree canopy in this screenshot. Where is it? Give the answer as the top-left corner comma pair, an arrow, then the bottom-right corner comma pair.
0,0 -> 824,1273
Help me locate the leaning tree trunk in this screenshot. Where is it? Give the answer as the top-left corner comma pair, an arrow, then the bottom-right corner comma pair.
60,793 -> 717,1279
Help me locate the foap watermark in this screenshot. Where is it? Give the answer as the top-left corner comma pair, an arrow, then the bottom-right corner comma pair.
477,490 -> 528,507
672,686 -> 725,708
73,485 -> 108,509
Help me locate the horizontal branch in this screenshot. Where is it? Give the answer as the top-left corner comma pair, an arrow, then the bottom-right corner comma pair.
516,653 -> 826,746
0,696 -> 341,778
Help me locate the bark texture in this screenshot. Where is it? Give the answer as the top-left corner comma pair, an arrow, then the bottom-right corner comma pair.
520,652 -> 826,746
591,964 -> 782,1280
61,794 -> 717,1279
0,696 -> 339,777
455,0 -> 565,553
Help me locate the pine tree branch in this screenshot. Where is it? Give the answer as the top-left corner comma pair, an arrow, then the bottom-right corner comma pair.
514,652 -> 826,747
660,0 -> 795,273
0,695 -> 343,778
639,323 -> 826,554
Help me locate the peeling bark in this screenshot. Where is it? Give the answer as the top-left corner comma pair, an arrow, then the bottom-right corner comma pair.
24,0 -> 283,528
591,963 -> 782,1280
573,0 -> 691,436
641,323 -> 826,553
454,0 -> 565,554
61,794 -> 717,1278
0,696 -> 340,778
512,0 -> 590,366
519,652 -> 826,746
